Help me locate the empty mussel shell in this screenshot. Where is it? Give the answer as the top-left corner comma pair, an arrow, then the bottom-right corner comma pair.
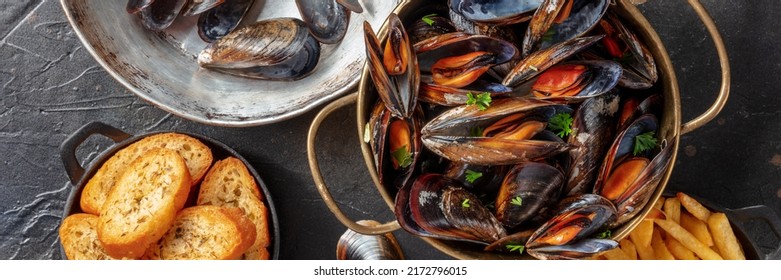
336,220 -> 404,260
296,0 -> 350,44
198,0 -> 254,42
140,0 -> 187,31
127,0 -> 155,14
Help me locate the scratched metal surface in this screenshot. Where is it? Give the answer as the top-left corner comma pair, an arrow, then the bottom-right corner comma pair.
0,0 -> 779,260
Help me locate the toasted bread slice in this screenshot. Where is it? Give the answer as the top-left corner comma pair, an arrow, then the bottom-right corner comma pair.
81,133 -> 212,214
59,213 -> 116,260
146,206 -> 256,260
197,157 -> 270,259
97,148 -> 192,259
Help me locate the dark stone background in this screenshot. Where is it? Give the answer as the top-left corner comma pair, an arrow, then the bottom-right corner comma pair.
1,0 -> 778,259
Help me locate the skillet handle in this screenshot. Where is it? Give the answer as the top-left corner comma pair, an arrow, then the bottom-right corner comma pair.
727,205 -> 781,260
679,0 -> 731,135
307,91 -> 401,235
59,122 -> 132,184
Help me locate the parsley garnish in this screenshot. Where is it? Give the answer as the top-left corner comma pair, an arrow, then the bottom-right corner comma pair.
466,92 -> 492,111
422,14 -> 438,26
391,145 -> 413,168
469,126 -> 485,137
465,170 -> 483,183
505,244 -> 525,254
511,196 -> 523,206
595,229 -> 612,239
633,131 -> 658,156
461,199 -> 471,208
548,112 -> 573,138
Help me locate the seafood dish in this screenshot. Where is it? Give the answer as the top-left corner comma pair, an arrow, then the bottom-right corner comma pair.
364,0 -> 673,260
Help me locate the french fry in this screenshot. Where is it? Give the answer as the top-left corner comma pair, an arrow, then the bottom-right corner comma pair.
664,197 -> 681,223
707,213 -> 745,260
654,197 -> 666,210
666,236 -> 698,260
630,219 -> 654,248
651,228 -> 675,260
654,218 -> 722,260
677,192 -> 711,222
620,239 -> 638,260
603,247 -> 631,260
635,242 -> 655,260
680,212 -> 714,247
646,207 -> 667,220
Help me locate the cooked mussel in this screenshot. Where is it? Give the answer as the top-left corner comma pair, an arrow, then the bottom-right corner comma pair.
140,0 -> 187,31
502,35 -> 603,88
409,15 -> 456,44
526,194 -> 617,259
369,101 -> 424,190
564,91 -> 619,196
365,14 -> 420,118
450,0 -> 543,25
296,0 -> 350,44
421,98 -> 572,165
336,220 -> 404,260
415,32 -> 518,77
495,162 -> 565,229
198,0 -> 254,42
396,174 -> 507,244
419,79 -> 512,106
198,18 -> 321,80
593,114 -> 675,226
528,60 -> 622,103
182,0 -> 225,16
522,0 -> 609,56
617,94 -> 662,132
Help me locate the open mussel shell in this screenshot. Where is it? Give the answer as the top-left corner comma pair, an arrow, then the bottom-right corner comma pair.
484,229 -> 536,253
397,174 -> 507,244
182,0 -> 225,17
369,101 -> 424,190
525,194 -> 617,259
421,98 -> 572,166
140,0 -> 186,31
503,35 -> 603,88
564,91 -> 619,196
523,0 -> 609,55
528,60 -> 622,103
495,162 -> 565,229
209,35 -> 321,80
420,79 -> 512,106
336,220 -> 404,260
337,0 -> 363,13
593,114 -> 675,226
296,0 -> 350,44
198,0 -> 254,42
414,32 -> 518,74
444,162 -> 508,195
365,15 -> 420,118
451,0 -> 543,25
127,0 -> 154,14
584,12 -> 657,89
617,94 -> 662,132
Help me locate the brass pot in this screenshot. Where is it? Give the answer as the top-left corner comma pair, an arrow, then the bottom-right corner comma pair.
308,0 -> 730,259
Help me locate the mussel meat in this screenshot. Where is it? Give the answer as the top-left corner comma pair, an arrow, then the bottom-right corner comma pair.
369,101 -> 424,190
528,60 -> 622,103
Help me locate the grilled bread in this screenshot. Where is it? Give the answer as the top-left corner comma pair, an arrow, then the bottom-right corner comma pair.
97,148 -> 192,259
59,213 -> 116,260
145,206 -> 256,260
197,157 -> 270,259
81,133 -> 212,214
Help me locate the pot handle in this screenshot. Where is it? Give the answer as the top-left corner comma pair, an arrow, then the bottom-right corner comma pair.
59,122 -> 132,185
726,205 -> 781,260
679,0 -> 731,135
307,91 -> 401,235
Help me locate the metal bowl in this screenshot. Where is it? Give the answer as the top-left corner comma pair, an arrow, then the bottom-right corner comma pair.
308,0 -> 732,259
59,0 -> 400,126
58,122 -> 280,259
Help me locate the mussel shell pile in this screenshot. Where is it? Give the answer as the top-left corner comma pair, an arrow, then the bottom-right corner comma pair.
126,0 -> 362,81
364,0 -> 675,259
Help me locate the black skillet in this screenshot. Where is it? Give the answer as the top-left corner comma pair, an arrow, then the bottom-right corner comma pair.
58,122 -> 280,259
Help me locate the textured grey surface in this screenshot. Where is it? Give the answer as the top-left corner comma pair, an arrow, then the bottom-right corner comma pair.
0,0 -> 779,260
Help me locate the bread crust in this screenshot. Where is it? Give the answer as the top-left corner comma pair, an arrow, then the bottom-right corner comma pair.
97,148 -> 192,259
59,213 -> 116,260
146,206 -> 256,260
197,157 -> 270,259
81,133 -> 213,214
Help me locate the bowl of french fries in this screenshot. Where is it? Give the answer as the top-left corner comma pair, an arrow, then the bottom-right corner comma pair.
595,192 -> 781,260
